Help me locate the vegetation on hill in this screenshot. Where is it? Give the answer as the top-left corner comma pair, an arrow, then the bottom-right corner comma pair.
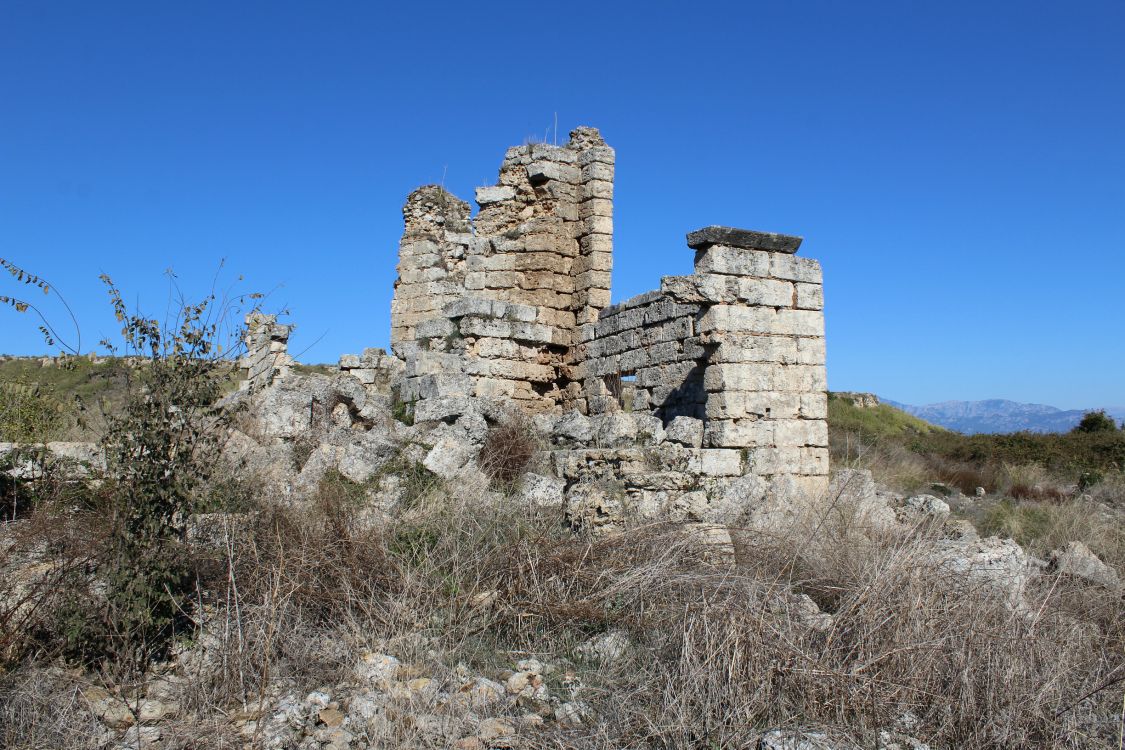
828,393 -> 1125,574
829,393 -> 1125,485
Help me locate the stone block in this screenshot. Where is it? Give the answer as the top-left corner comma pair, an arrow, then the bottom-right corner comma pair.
799,447 -> 830,475
772,364 -> 827,393
703,363 -> 773,392
578,198 -> 613,219
579,233 -> 613,255
464,358 -> 556,382
796,337 -> 826,365
743,447 -> 794,475
659,275 -> 710,303
737,277 -> 796,307
592,412 -> 639,447
339,353 -> 361,368
582,215 -> 613,235
581,288 -> 608,309
407,352 -> 465,377
572,252 -> 613,273
632,413 -> 666,444
618,348 -> 650,371
472,378 -> 519,399
413,396 -> 474,423
527,161 -> 579,185
686,226 -> 803,254
773,419 -> 829,448
699,449 -> 743,477
531,143 -> 577,162
642,300 -> 700,326
708,336 -> 798,364
705,391 -> 801,420
581,161 -> 614,182
697,305 -> 776,334
583,179 -> 613,200
414,318 -> 456,338
577,145 -> 615,165
799,393 -> 828,419
476,338 -> 522,359
475,185 -> 516,205
635,361 -> 700,388
769,255 -> 822,284
537,307 -> 577,329
794,282 -> 824,310
349,368 -> 377,385
693,245 -> 772,277
401,373 -> 471,401
774,309 -> 825,337
665,416 -> 704,448
704,419 -> 775,448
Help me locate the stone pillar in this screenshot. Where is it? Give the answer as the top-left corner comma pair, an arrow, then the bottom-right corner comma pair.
688,227 -> 829,497
240,312 -> 294,391
390,186 -> 476,359
388,127 -> 616,416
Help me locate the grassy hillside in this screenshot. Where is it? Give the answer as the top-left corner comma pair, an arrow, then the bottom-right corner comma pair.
829,392 -> 1124,481
827,392 -> 945,439
0,357 -> 248,441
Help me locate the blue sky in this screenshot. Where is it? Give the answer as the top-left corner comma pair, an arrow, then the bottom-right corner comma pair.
1,1 -> 1122,409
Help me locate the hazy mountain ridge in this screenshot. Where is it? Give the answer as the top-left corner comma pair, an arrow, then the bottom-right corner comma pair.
883,398 -> 1125,435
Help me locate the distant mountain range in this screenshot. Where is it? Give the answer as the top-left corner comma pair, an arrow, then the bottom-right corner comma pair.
882,398 -> 1125,435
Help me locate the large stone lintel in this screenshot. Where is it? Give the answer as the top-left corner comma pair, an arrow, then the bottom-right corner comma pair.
686,226 -> 803,254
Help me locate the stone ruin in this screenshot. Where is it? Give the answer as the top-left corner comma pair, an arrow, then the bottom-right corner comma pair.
239,312 -> 294,391
242,127 -> 830,525
386,127 -> 828,499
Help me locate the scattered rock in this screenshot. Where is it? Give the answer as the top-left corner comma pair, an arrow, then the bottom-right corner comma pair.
1049,541 -> 1121,589
758,729 -> 837,749
355,653 -> 400,685
577,630 -> 631,664
477,717 -> 515,741
895,494 -> 950,525
554,701 -> 594,728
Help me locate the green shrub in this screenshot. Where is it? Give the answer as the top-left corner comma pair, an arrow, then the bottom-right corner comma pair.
1073,409 -> 1119,434
0,382 -> 66,442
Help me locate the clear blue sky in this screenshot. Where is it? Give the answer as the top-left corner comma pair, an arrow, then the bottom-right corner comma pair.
2,1 -> 1122,409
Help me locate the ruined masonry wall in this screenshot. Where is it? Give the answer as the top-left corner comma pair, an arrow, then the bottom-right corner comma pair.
386,129 -> 830,496
240,313 -> 293,391
390,127 -> 614,412
578,292 -> 707,418
571,236 -> 829,491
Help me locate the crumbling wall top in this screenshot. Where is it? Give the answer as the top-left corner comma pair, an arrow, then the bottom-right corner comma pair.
402,185 -> 471,239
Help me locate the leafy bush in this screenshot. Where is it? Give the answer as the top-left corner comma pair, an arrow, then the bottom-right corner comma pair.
0,382 -> 65,442
2,262 -> 260,669
1074,409 -> 1119,434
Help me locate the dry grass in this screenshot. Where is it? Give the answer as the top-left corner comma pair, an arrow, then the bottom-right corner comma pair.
2,463 -> 1123,748
478,416 -> 539,486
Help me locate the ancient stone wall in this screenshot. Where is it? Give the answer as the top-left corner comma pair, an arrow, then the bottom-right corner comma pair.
389,127 -> 614,412
240,313 -> 293,391
386,128 -> 829,496
578,292 -> 707,418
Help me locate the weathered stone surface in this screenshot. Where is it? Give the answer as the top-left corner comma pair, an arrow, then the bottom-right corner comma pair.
686,226 -> 803,254
474,185 -> 515,205
665,416 -> 704,447
377,127 -> 829,524
895,494 -> 951,525
1048,541 -> 1121,589
516,472 -> 565,507
423,436 -> 475,480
